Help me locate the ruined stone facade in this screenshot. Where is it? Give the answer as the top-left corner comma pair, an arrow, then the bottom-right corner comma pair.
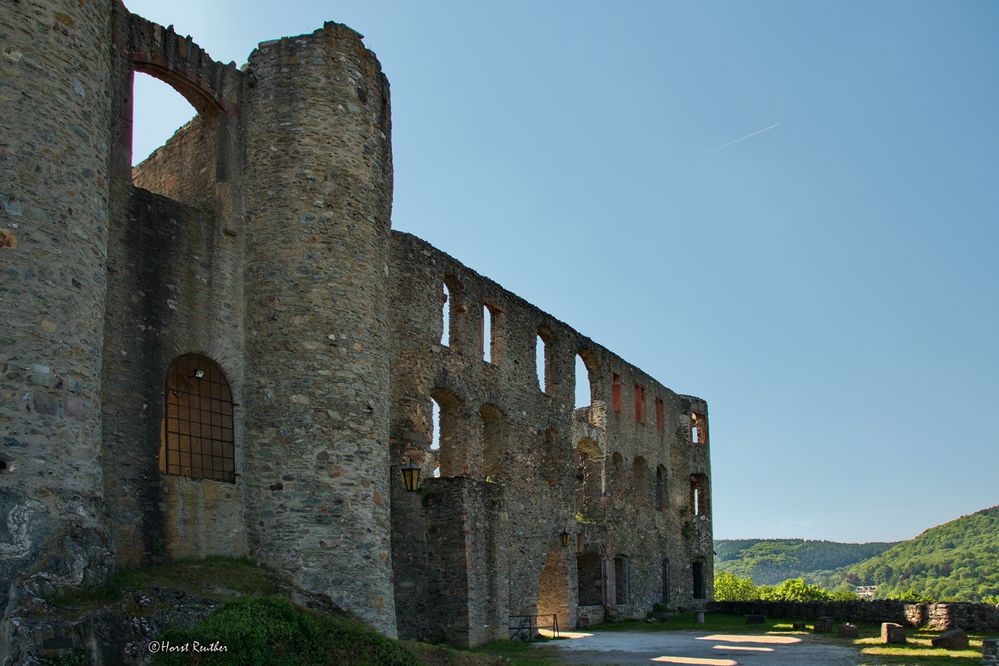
0,1 -> 712,657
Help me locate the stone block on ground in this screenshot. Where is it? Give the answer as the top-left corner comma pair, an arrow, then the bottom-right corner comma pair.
930,628 -> 968,650
881,622 -> 906,644
983,638 -> 998,664
792,622 -> 807,631
813,617 -> 835,632
745,614 -> 766,624
838,623 -> 859,638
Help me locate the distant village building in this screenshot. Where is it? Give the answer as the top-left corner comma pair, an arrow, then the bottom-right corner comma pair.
855,585 -> 879,600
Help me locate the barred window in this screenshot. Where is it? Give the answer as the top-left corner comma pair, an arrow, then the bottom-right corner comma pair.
162,355 -> 235,482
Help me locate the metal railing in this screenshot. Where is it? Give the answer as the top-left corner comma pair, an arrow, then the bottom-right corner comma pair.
508,613 -> 559,640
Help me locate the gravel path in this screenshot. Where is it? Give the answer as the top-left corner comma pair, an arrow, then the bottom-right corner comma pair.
534,630 -> 860,665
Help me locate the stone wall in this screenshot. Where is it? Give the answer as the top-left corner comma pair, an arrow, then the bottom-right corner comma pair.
132,116 -> 219,211
710,601 -> 999,632
1,2 -> 714,656
0,0 -> 116,660
388,232 -> 712,643
100,188 -> 246,565
241,22 -> 397,636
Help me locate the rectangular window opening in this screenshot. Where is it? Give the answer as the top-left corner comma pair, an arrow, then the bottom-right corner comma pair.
634,384 -> 646,423
611,373 -> 622,412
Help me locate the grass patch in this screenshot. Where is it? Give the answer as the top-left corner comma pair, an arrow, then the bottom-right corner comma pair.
152,596 -> 418,665
851,626 -> 995,666
47,557 -> 276,610
470,640 -> 561,666
588,613 -> 999,665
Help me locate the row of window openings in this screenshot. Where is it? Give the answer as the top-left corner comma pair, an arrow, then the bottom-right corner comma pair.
576,556 -> 707,606
443,284 -> 707,443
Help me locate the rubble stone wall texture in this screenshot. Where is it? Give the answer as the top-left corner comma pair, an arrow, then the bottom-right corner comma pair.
710,601 -> 999,632
131,116 -> 219,211
1,2 -> 712,657
241,23 -> 397,636
0,0 -> 117,659
388,232 -> 712,642
100,189 -> 247,565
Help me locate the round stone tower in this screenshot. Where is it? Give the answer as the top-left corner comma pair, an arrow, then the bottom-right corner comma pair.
242,23 -> 397,634
0,0 -> 115,656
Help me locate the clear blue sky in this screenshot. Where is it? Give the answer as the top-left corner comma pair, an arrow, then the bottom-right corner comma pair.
128,0 -> 999,543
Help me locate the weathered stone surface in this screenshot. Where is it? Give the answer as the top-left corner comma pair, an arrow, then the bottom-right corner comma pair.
983,638 -> 998,664
1,1 -> 714,658
881,622 -> 906,644
814,616 -> 835,632
838,622 -> 859,638
710,600 -> 999,633
930,627 -> 968,650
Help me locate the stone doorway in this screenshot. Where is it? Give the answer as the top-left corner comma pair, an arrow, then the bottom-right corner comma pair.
536,548 -> 572,631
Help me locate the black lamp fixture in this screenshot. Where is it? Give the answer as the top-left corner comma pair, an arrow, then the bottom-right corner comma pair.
560,531 -> 571,548
401,460 -> 421,492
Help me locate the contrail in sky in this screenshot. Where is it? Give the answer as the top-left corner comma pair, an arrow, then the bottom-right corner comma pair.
690,122 -> 782,160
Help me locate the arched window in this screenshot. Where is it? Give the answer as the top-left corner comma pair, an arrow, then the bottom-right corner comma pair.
536,326 -> 556,395
690,473 -> 709,516
633,457 -> 650,506
574,351 -> 597,409
430,388 -> 466,476
655,465 -> 667,511
162,354 -> 234,482
480,403 -> 505,480
440,276 -> 464,349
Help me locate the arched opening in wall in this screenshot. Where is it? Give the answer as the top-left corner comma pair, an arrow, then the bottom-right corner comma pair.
692,559 -> 706,600
430,388 -> 465,477
632,457 -> 650,507
441,282 -> 450,346
689,473 -> 709,516
576,551 -> 603,606
655,465 -> 667,511
131,72 -> 218,210
662,558 -> 670,605
574,437 -> 603,515
480,403 -> 505,481
613,555 -> 629,605
574,351 -> 597,410
610,451 -> 623,496
160,354 -> 234,482
536,547 -> 571,631
542,428 -> 560,487
536,327 -> 556,395
441,276 -> 462,348
481,303 -> 502,364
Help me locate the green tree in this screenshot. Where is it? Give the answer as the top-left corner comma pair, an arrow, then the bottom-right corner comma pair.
759,578 -> 833,602
713,572 -> 759,601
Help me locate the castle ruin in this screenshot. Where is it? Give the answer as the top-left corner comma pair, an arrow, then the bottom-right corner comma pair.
0,0 -> 713,657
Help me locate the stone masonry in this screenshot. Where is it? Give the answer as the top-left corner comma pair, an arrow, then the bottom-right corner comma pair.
0,1 -> 713,659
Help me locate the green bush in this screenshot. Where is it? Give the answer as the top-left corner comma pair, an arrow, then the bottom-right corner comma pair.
153,597 -> 418,666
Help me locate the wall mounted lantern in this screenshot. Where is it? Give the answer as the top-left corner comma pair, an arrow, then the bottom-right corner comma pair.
560,531 -> 571,548
401,461 -> 421,492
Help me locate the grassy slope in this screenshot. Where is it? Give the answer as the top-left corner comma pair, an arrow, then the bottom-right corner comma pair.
838,505 -> 999,601
44,558 -> 557,666
716,505 -> 999,601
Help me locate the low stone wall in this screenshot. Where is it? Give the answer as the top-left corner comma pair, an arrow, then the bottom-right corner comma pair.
708,601 -> 999,632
